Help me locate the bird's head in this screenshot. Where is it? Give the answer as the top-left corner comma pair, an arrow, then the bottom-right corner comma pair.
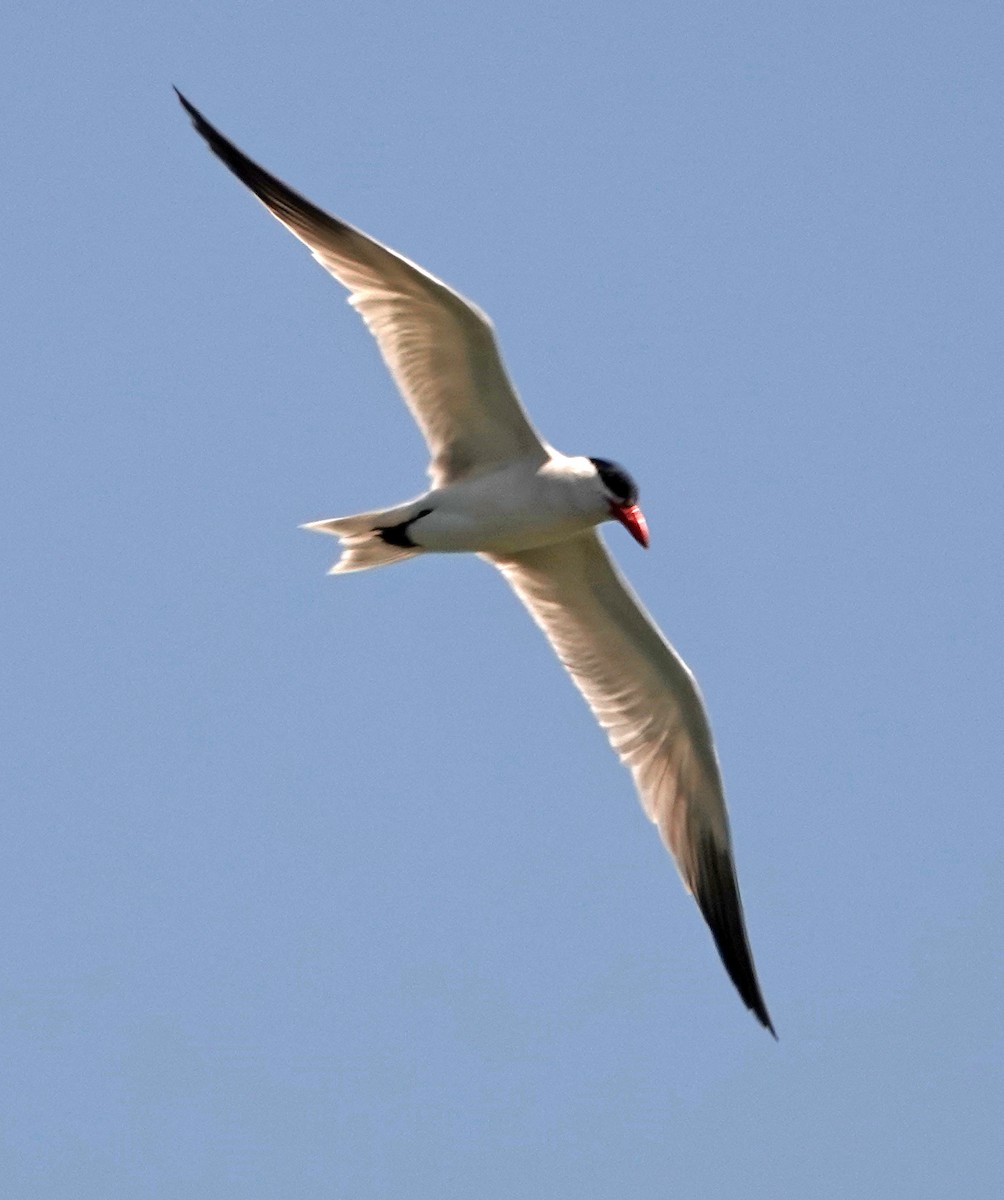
588,457 -> 649,548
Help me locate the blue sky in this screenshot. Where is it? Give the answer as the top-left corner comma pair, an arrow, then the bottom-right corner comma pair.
4,1 -> 1003,1195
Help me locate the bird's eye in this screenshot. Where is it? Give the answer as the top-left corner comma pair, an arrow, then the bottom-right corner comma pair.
588,457 -> 639,505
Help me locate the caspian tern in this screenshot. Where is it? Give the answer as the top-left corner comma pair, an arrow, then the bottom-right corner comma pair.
177,90 -> 775,1035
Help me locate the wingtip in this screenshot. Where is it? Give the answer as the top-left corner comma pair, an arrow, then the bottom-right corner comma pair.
173,88 -> 221,146
690,829 -> 776,1037
755,998 -> 778,1040
174,87 -> 214,141
748,977 -> 777,1039
748,995 -> 777,1039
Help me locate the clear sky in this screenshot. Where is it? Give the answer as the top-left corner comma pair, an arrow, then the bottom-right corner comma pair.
4,1 -> 1003,1195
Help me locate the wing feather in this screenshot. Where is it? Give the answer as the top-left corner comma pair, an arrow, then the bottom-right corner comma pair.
176,90 -> 548,484
490,533 -> 775,1034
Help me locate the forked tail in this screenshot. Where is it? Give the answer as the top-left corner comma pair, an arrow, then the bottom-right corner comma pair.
301,504 -> 425,574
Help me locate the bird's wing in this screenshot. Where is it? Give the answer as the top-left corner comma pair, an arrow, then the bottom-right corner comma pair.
176,91 -> 549,485
489,532 -> 775,1034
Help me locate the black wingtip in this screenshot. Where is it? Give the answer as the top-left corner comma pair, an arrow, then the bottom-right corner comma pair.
173,86 -> 196,119
173,87 -> 354,249
174,88 -> 228,153
173,88 -> 222,146
692,831 -> 777,1038
173,87 -> 196,116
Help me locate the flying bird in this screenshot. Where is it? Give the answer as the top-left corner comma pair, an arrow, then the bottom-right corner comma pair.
176,89 -> 775,1035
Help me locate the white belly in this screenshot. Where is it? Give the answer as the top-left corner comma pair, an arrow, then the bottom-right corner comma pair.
411,457 -> 606,554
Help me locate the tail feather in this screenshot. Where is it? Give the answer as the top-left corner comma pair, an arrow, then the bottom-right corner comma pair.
301,504 -> 424,574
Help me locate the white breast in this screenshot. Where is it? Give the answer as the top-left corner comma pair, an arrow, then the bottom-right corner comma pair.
413,455 -> 606,554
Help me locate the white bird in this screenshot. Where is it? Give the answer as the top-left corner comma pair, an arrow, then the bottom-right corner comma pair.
177,90 -> 775,1035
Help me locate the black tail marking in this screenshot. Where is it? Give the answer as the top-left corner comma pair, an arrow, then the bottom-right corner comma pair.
376,508 -> 433,549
